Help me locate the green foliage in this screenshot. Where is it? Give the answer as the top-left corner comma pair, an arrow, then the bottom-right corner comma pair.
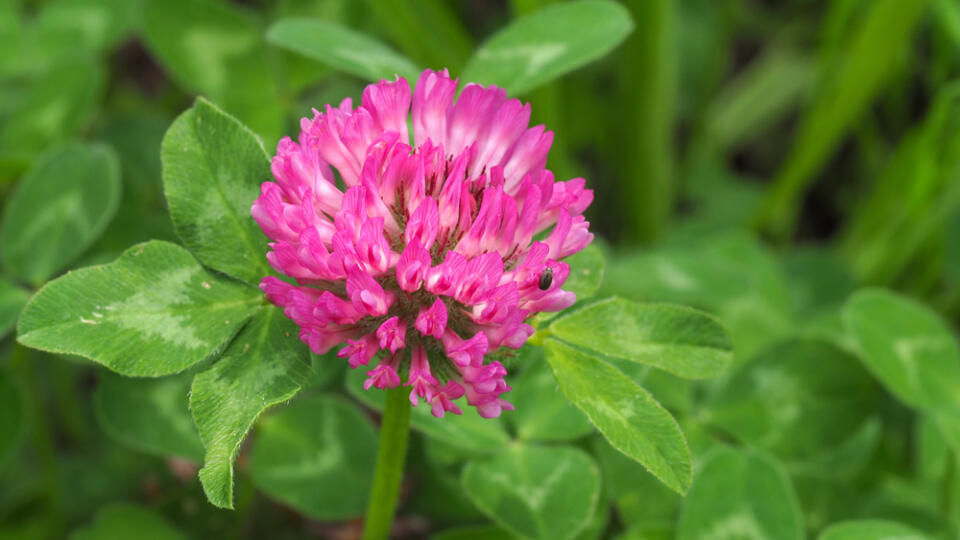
267,17 -> 421,82
94,372 -> 203,462
347,367 -> 511,454
816,519 -> 927,540
3,0 -> 960,538
758,0 -> 929,238
559,244 -> 605,301
0,277 -> 29,338
250,395 -> 377,519
141,0 -> 283,141
160,98 -> 272,285
70,503 -> 186,540
462,0 -> 634,96
506,352 -> 593,442
190,305 -> 312,508
844,288 -> 960,415
1,142 -> 120,285
461,444 -> 601,540
0,369 -> 24,466
0,59 -> 104,166
677,448 -> 804,540
708,339 -> 881,461
17,241 -> 262,376
544,339 -> 692,495
550,298 -> 732,379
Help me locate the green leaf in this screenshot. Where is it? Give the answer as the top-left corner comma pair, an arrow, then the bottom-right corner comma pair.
140,0 -> 283,141
161,97 -> 271,285
550,298 -> 732,379
190,304 -> 312,509
758,0 -> 928,238
1,142 -> 121,285
817,520 -> 927,540
599,232 -> 791,361
593,437 -> 679,528
0,278 -> 30,338
23,0 -> 137,74
0,369 -> 25,466
346,367 -> 510,454
677,448 -> 803,540
0,58 -> 104,165
705,47 -> 815,150
431,525 -> 517,540
70,503 -> 186,540
461,444 -> 601,540
507,347 -> 593,442
266,17 -> 421,82
781,247 -> 856,318
94,372 -> 204,462
544,339 -> 692,495
462,0 -> 634,95
708,339 -> 880,461
843,288 -> 960,414
249,395 -> 377,519
17,240 -> 262,377
561,244 -> 605,301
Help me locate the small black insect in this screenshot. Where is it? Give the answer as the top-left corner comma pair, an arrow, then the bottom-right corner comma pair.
538,267 -> 553,290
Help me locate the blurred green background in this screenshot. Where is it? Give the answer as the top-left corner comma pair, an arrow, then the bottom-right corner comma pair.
2,0 -> 960,539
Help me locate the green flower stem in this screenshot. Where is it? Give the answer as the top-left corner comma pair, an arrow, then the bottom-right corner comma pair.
362,385 -> 413,540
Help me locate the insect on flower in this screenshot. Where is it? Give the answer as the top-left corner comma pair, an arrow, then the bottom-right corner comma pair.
252,69 -> 593,418
538,267 -> 554,290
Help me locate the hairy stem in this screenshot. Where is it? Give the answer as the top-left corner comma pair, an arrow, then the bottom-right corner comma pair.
362,385 -> 413,540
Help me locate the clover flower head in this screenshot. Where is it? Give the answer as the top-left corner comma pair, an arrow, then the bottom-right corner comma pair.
252,69 -> 593,418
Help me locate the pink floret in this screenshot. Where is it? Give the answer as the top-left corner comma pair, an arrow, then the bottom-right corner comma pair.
251,69 -> 594,418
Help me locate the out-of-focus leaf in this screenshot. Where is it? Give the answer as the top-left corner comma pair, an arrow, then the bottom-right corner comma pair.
708,339 -> 880,461
705,48 -> 814,150
94,372 -> 203,462
758,0 -> 928,238
816,519 -> 927,540
615,0 -> 674,243
675,0 -> 729,117
677,448 -> 803,540
461,444 -> 601,540
141,0 -> 283,141
161,97 -> 271,285
561,244 -> 605,302
507,347 -> 593,442
842,83 -> 960,285
22,0 -> 137,75
916,415 -> 950,480
70,503 -> 186,540
0,142 -> 120,285
250,395 -> 377,519
843,288 -> 960,414
593,437 -> 679,528
601,232 -> 791,361
0,369 -> 24,466
346,368 -> 510,454
17,241 -> 261,376
266,17 -> 421,82
0,58 -> 104,165
550,298 -> 732,379
430,525 -> 516,540
367,0 -> 473,72
0,277 -> 29,338
191,304 -> 312,509
93,112 -> 177,253
544,339 -> 692,494
462,0 -> 634,95
781,247 -> 856,318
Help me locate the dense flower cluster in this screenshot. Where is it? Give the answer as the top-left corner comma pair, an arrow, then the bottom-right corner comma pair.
252,69 -> 593,418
